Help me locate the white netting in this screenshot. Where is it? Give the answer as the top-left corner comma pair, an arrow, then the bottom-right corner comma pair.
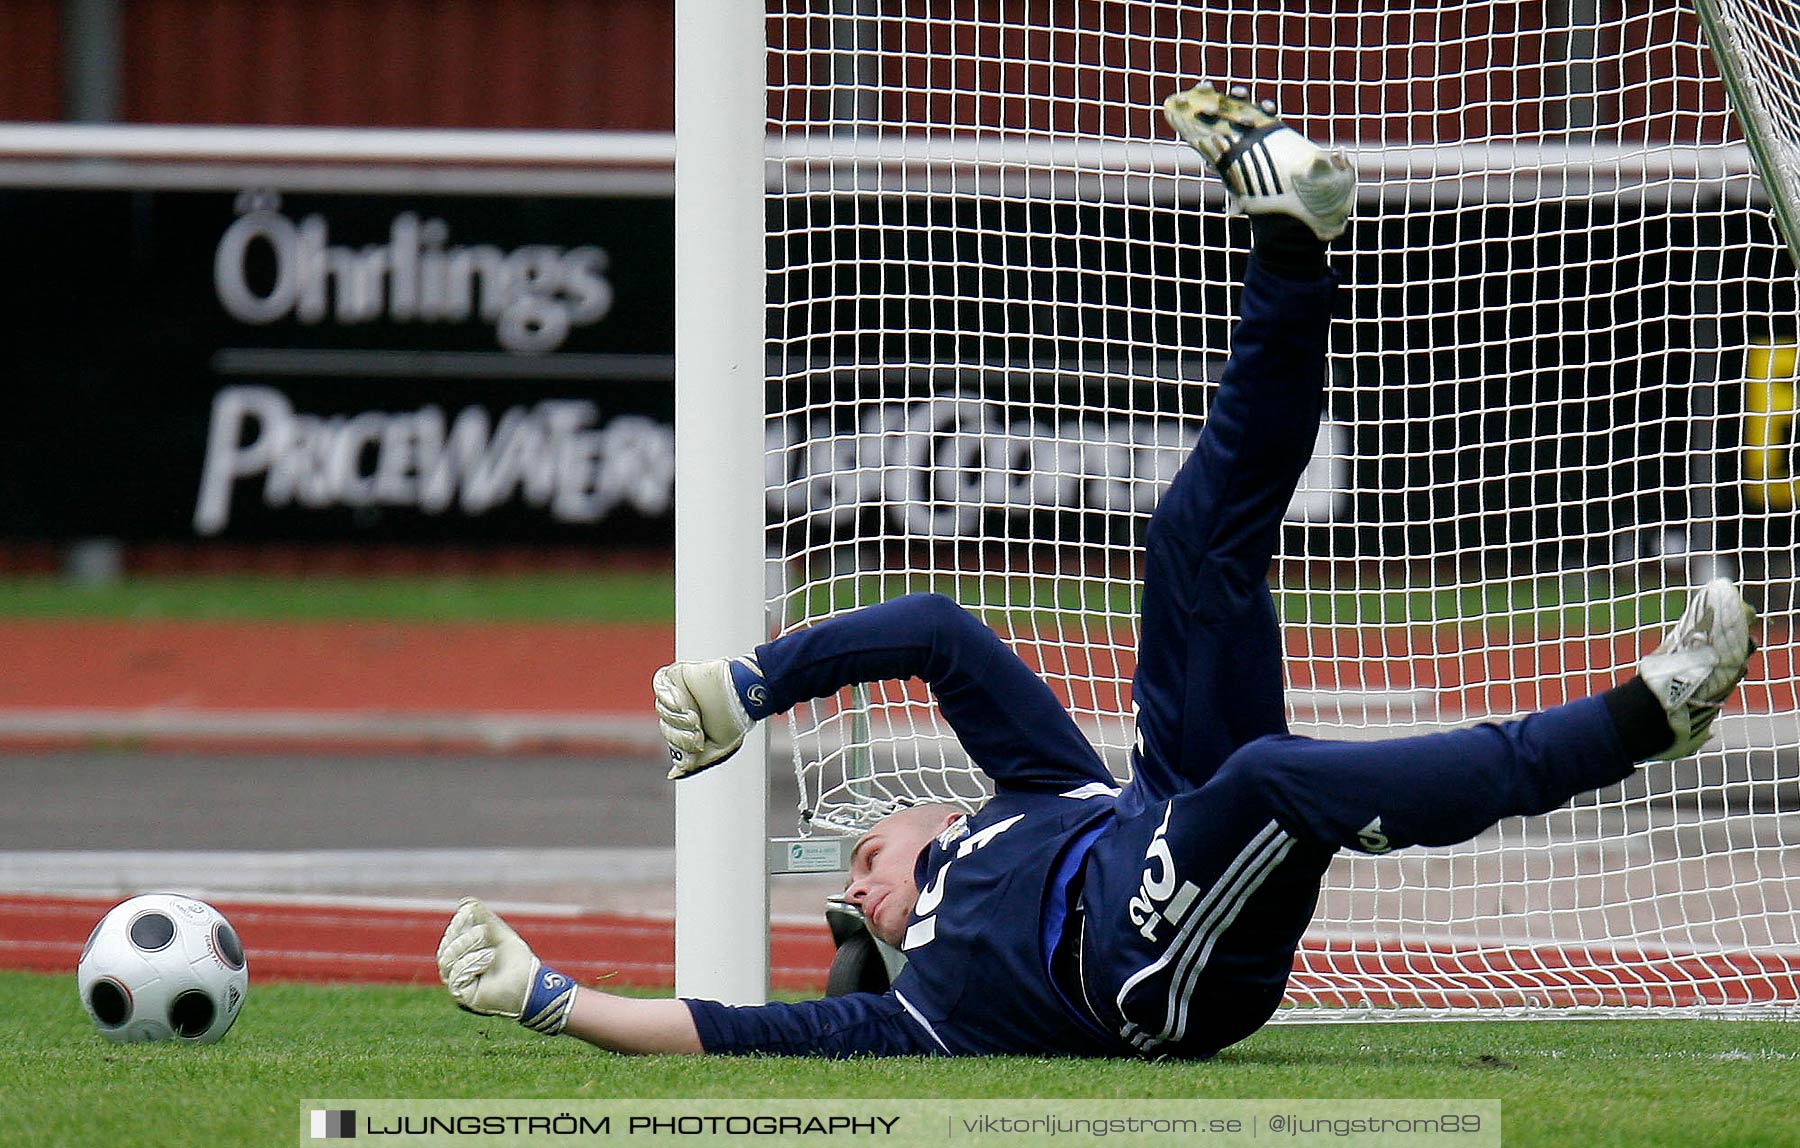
765,0 -> 1799,1017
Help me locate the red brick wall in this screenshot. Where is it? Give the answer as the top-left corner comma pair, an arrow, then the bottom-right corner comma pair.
0,0 -> 674,128
0,0 -> 61,121
772,0 -> 1726,145
121,0 -> 674,128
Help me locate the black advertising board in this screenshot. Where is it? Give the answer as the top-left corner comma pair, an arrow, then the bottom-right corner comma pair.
0,185 -> 675,545
2,176 -> 1785,567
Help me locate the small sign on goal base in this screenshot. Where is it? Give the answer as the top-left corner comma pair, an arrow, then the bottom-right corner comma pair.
768,836 -> 854,874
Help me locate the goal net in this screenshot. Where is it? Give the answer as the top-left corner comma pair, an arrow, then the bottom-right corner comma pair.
762,1 -> 1799,1018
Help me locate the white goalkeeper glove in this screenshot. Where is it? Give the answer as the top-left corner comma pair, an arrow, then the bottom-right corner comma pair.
653,658 -> 755,779
436,897 -> 577,1035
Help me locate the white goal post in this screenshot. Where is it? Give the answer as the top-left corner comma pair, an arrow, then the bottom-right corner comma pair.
672,0 -> 772,1004
679,0 -> 1800,1015
1697,0 -> 1800,267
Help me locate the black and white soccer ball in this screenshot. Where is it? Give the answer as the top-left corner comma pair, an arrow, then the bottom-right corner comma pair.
76,894 -> 248,1043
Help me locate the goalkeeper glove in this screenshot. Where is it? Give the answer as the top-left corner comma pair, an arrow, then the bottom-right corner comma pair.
653,658 -> 755,779
436,897 -> 577,1035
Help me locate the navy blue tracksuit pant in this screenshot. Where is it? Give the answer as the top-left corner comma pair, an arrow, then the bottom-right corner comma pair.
1071,261 -> 1636,1056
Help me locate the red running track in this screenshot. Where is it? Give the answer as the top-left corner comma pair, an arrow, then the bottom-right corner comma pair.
11,896 -> 1795,1013
0,895 -> 837,993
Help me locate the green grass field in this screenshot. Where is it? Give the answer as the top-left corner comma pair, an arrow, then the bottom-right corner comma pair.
3,972 -> 1795,1147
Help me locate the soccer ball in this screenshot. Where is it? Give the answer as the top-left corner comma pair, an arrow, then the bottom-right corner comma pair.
76,894 -> 248,1043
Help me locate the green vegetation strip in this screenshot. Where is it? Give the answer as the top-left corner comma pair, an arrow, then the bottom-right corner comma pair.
789,572 -> 1687,634
4,972 -> 1795,1148
0,570 -> 1687,632
0,573 -> 674,623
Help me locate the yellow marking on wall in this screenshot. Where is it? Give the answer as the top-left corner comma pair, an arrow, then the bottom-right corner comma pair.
1745,340 -> 1799,512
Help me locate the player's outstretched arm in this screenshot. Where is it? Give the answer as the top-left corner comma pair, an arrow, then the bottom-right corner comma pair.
436,897 -> 701,1053
436,897 -> 938,1057
562,988 -> 703,1055
658,594 -> 1112,791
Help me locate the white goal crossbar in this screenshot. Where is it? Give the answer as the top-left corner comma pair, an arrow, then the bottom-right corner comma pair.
0,123 -> 674,165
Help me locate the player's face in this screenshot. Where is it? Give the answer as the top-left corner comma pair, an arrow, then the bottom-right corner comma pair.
844,808 -> 959,947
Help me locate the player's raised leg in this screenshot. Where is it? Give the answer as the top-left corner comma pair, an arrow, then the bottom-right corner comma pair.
1078,578 -> 1757,1057
1120,85 -> 1355,819
1217,577 -> 1758,855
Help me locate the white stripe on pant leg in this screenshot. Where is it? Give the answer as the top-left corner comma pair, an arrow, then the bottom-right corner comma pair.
1112,821 -> 1279,1007
1166,832 -> 1295,1046
1144,828 -> 1294,1049
1112,821 -> 1283,1017
893,990 -> 950,1054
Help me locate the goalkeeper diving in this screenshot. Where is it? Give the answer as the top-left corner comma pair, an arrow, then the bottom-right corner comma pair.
437,83 -> 1759,1059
